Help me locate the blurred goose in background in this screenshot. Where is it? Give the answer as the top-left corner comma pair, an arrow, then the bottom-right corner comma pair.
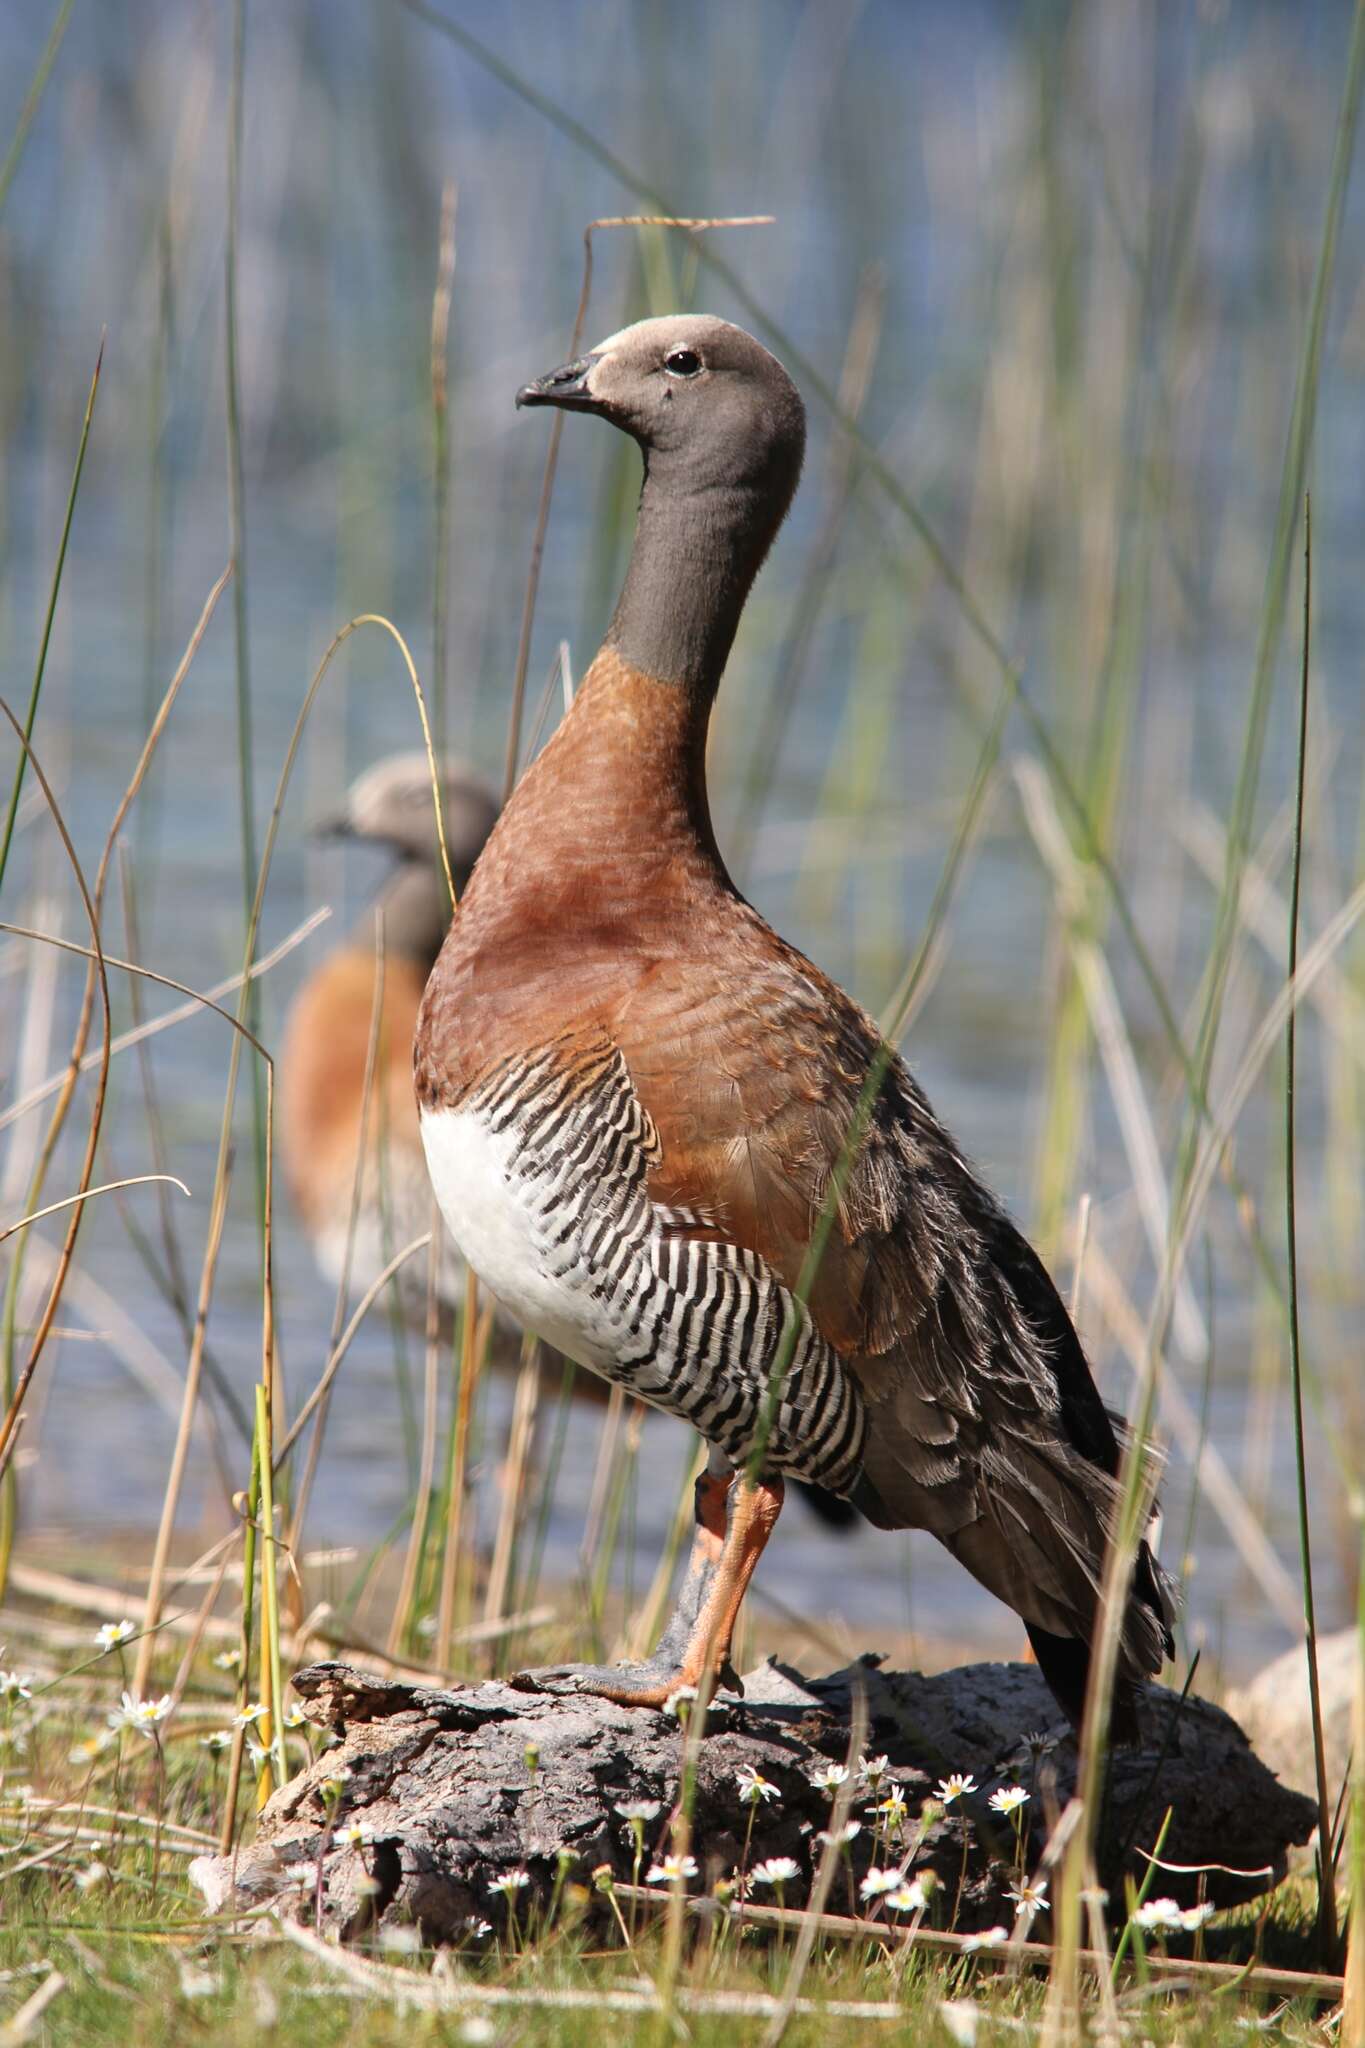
281,752 -> 499,1323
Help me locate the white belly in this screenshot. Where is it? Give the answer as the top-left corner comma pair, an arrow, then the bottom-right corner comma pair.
418,1103 -> 614,1370
417,1058 -> 865,1490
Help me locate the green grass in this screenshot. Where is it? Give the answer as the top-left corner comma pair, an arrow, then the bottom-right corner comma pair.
0,1585 -> 1342,2047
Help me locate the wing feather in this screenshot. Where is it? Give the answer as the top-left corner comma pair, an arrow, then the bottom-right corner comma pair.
615,934 -> 1175,1709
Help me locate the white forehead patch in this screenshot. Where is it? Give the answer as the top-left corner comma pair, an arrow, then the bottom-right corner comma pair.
347,752 -> 428,825
588,323 -> 635,355
346,751 -> 486,833
586,314 -> 737,358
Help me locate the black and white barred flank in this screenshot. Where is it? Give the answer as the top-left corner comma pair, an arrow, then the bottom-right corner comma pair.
467,1036 -> 867,1493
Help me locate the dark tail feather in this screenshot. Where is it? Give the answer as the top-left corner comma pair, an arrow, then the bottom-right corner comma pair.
794,1479 -> 861,1530
1025,1529 -> 1177,1745
1025,1622 -> 1142,1745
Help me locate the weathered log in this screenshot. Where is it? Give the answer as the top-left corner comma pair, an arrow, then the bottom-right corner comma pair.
191,1655 -> 1316,1944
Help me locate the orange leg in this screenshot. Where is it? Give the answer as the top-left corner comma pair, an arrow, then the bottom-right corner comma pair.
511,1462 -> 785,1708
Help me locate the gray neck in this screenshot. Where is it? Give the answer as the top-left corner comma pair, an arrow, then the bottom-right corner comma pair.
604,461 -> 784,695
358,860 -> 453,973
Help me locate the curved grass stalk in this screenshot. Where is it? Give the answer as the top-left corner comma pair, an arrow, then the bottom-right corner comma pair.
274,1236 -> 433,1467
0,708 -> 111,1498
0,1175 -> 189,1248
0,563 -> 231,1596
0,908 -> 329,1137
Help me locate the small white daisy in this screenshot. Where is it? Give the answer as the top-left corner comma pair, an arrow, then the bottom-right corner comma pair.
1007,1877 -> 1048,1915
859,1753 -> 890,1788
283,1706 -> 308,1729
1131,1896 -> 1183,1932
750,1856 -> 801,1888
94,1621 -> 135,1652
199,1730 -> 233,1755
809,1762 -> 850,1794
233,1701 -> 267,1730
940,2000 -> 980,2046
379,1925 -> 420,1955
1180,1902 -> 1216,1932
735,1765 -> 780,1807
0,1672 -> 33,1705
212,1648 -> 242,1672
962,1924 -> 1008,1952
109,1691 -> 172,1738
874,1788 -> 909,1831
886,1878 -> 928,1913
465,1918 -> 493,1939
614,1798 -> 663,1824
937,1772 -> 978,1805
988,1785 -> 1029,1817
68,1731 -> 114,1766
645,1852 -> 699,1884
488,1870 -> 532,1897
333,1823 -> 372,1848
815,1820 -> 861,1850
859,1866 -> 903,1900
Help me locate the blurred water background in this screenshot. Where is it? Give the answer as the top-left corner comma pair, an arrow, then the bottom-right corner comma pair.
1,0 -> 1363,1686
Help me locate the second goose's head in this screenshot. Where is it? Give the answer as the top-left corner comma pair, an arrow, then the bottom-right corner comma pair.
324,753 -> 499,965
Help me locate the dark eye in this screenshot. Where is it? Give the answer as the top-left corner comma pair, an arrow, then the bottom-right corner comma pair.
663,347 -> 703,379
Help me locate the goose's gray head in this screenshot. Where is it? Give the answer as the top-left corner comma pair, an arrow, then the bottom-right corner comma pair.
325,752 -> 498,880
517,314 -> 806,518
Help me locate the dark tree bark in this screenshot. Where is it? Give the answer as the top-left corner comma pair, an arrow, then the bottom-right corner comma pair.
191,1655 -> 1316,1944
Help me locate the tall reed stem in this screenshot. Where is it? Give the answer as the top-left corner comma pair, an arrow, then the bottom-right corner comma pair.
224,0 -> 266,1210
0,0 -> 74,224
1286,498 -> 1337,1960
0,342 -> 102,1584
430,179 -> 456,756
255,1380 -> 288,1798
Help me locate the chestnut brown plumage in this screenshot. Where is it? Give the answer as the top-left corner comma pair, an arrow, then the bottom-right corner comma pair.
415,314 -> 1175,1732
